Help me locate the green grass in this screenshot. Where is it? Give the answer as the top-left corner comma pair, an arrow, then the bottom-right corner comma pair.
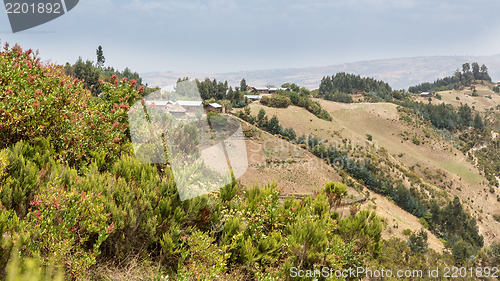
440,162 -> 483,186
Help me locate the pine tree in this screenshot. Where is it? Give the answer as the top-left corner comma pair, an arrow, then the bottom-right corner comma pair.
96,45 -> 105,69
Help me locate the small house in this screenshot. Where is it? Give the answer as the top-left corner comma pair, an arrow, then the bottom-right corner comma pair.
166,102 -> 187,117
420,92 -> 432,98
206,103 -> 223,114
249,87 -> 270,94
177,100 -> 203,112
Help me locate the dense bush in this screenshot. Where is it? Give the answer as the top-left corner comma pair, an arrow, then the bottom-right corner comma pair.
319,72 -> 392,97
324,91 -> 354,103
237,107 -> 296,141
397,101 -> 484,131
1,140 -> 378,279
0,43 -> 141,170
260,94 -> 291,108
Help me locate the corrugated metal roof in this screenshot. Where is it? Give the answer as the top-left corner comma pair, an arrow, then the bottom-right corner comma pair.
177,100 -> 203,106
167,103 -> 187,113
244,95 -> 262,99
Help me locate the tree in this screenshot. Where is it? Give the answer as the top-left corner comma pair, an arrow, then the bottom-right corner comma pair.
462,63 -> 471,74
458,103 -> 472,127
489,242 -> 500,266
473,112 -> 484,129
324,182 -> 347,207
452,240 -> 473,265
479,64 -> 491,81
407,229 -> 428,254
96,46 -> 105,69
240,79 -> 248,92
65,57 -> 101,96
471,62 -> 480,80
266,115 -> 281,135
257,108 -> 267,127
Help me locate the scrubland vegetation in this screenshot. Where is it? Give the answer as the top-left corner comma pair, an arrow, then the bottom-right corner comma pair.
1,42 -> 500,280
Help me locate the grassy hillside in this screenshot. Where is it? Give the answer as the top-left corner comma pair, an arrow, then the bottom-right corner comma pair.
2,42 -> 500,280
246,96 -> 500,247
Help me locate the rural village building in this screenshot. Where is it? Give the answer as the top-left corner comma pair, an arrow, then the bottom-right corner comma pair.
247,87 -> 289,95
176,100 -> 203,112
206,102 -> 223,114
144,100 -> 203,115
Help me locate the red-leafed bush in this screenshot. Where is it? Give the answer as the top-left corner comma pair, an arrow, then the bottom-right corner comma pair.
0,42 -> 140,170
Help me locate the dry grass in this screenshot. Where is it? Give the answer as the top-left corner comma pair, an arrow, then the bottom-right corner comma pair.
425,84 -> 500,111
243,97 -> 500,246
82,257 -> 164,281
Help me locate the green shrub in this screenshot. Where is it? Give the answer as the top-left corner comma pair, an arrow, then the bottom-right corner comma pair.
0,44 -> 140,170
407,229 -> 428,254
493,214 -> 500,222
25,176 -> 112,279
0,209 -> 26,279
325,91 -> 353,103
412,136 -> 420,145
175,230 -> 229,280
6,246 -> 64,281
260,94 -> 291,108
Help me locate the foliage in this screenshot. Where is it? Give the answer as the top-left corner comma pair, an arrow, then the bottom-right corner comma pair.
237,108 -> 296,141
397,101 -> 484,131
493,214 -> 500,222
95,46 -> 105,69
461,130 -> 500,186
0,44 -> 141,171
409,62 -> 491,93
299,133 -> 483,259
6,246 -> 64,281
196,78 -> 229,101
175,230 -> 229,280
323,181 -> 348,207
260,94 -> 291,108
337,210 -> 382,258
1,41 -> 491,280
367,237 -> 455,280
25,178 -> 111,279
63,57 -> 101,96
324,91 -> 354,103
407,229 -> 429,254
319,72 -> 392,98
261,86 -> 333,121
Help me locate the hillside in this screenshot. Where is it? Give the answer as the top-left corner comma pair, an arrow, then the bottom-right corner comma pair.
245,96 -> 500,246
233,105 -> 448,252
2,43 -> 500,280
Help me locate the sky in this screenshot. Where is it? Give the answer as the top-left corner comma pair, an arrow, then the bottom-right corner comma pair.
1,0 -> 500,75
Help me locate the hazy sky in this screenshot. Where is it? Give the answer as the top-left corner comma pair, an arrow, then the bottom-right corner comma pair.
1,0 -> 500,74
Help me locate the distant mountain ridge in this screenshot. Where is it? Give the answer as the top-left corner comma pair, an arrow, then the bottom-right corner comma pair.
141,55 -> 500,90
